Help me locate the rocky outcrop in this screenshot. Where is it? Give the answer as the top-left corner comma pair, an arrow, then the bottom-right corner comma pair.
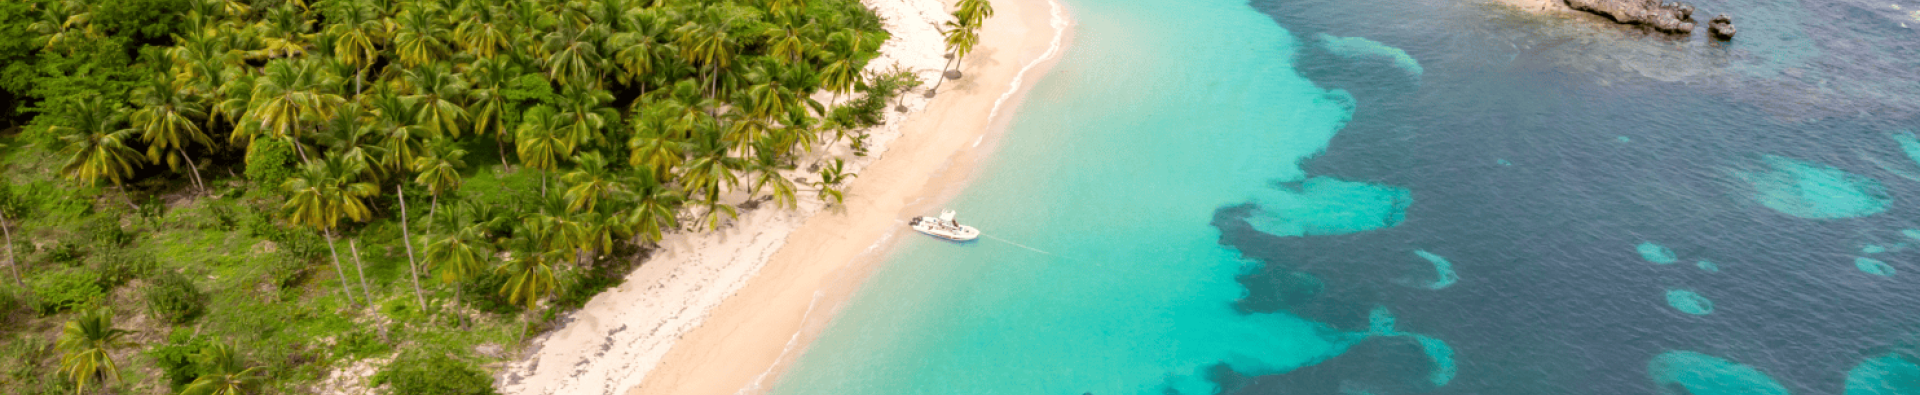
1563,0 -> 1698,34
1708,14 -> 1736,40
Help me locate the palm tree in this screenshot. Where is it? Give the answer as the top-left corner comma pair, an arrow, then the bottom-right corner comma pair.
930,2 -> 990,93
561,151 -> 620,213
812,157 -> 856,206
403,63 -> 472,138
462,57 -> 520,169
929,18 -> 982,95
554,86 -> 618,152
819,57 -> 860,107
51,97 -> 146,209
252,5 -> 316,59
1,207 -> 22,291
320,0 -> 389,94
392,3 -> 451,67
130,78 -> 214,194
365,87 -> 428,177
540,23 -> 610,87
396,185 -> 427,312
498,250 -> 558,336
516,106 -> 571,196
411,138 -> 468,220
425,222 -> 491,314
625,124 -> 687,180
180,342 -> 263,395
749,150 -> 799,209
614,171 -> 683,244
317,103 -> 390,183
610,10 -> 672,90
765,26 -> 808,65
236,58 -> 345,162
453,3 -> 512,58
957,0 -> 997,27
680,145 -> 742,206
56,309 -> 128,395
675,9 -> 738,102
282,154 -> 380,307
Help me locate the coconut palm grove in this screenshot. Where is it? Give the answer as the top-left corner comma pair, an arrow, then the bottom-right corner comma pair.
0,0 -> 996,393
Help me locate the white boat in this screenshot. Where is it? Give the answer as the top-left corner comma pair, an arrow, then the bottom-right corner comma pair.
910,209 -> 980,241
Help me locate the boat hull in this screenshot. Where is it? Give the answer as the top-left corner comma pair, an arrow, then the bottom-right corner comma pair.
909,216 -> 980,241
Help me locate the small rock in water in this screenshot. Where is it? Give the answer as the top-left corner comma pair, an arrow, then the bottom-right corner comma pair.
1709,14 -> 1737,40
1564,0 -> 1700,34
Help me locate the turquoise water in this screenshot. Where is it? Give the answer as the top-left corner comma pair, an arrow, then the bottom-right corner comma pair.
1855,257 -> 1895,277
1663,289 -> 1714,315
770,0 -> 1920,390
1648,351 -> 1790,395
1733,155 -> 1892,219
1638,242 -> 1679,264
767,0 -> 1401,393
1846,354 -> 1920,395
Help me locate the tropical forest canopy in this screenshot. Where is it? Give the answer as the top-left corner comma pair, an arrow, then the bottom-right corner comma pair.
0,0 -> 915,393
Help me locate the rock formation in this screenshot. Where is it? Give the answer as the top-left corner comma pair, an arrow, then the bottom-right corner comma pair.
1562,0 -> 1699,34
1708,14 -> 1737,40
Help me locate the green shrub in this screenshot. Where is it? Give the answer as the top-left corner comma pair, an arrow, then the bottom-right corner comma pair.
0,287 -> 24,326
2,335 -> 58,395
459,269 -> 519,315
79,214 -> 133,246
92,248 -> 156,289
27,267 -> 101,314
43,241 -> 82,265
144,270 -> 205,324
243,138 -> 295,194
260,252 -> 309,294
371,349 -> 498,395
334,329 -> 390,359
146,331 -> 208,389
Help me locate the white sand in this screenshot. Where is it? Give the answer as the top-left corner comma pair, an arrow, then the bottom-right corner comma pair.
492,0 -> 988,393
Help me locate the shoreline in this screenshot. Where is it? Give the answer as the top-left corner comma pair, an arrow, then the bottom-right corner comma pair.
630,0 -> 1073,393
494,0 -> 1073,393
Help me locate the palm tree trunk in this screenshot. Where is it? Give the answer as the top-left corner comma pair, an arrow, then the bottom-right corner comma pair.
177,147 -> 207,195
498,136 -> 512,173
324,230 -> 360,307
348,238 -> 375,305
397,186 -> 427,312
454,285 -> 469,329
540,169 -> 548,198
117,185 -> 138,211
291,140 -> 312,163
1,210 -> 25,292
926,55 -> 957,95
426,194 -> 438,233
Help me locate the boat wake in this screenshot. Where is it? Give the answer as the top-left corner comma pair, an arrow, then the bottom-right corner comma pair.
983,234 -> 1054,256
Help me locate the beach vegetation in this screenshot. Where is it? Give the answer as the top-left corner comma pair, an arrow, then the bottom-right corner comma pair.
931,0 -> 994,93
0,0 -> 911,392
55,308 -> 128,394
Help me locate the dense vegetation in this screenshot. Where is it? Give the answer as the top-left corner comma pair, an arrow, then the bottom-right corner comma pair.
0,0 -> 922,393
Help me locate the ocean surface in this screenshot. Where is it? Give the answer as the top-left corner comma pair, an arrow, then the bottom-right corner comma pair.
771,0 -> 1920,393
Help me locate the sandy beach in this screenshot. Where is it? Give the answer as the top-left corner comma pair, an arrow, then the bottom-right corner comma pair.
494,0 -> 1071,393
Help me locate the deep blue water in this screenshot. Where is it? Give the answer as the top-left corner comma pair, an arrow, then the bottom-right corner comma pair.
1224,0 -> 1920,393
768,0 -> 1920,392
